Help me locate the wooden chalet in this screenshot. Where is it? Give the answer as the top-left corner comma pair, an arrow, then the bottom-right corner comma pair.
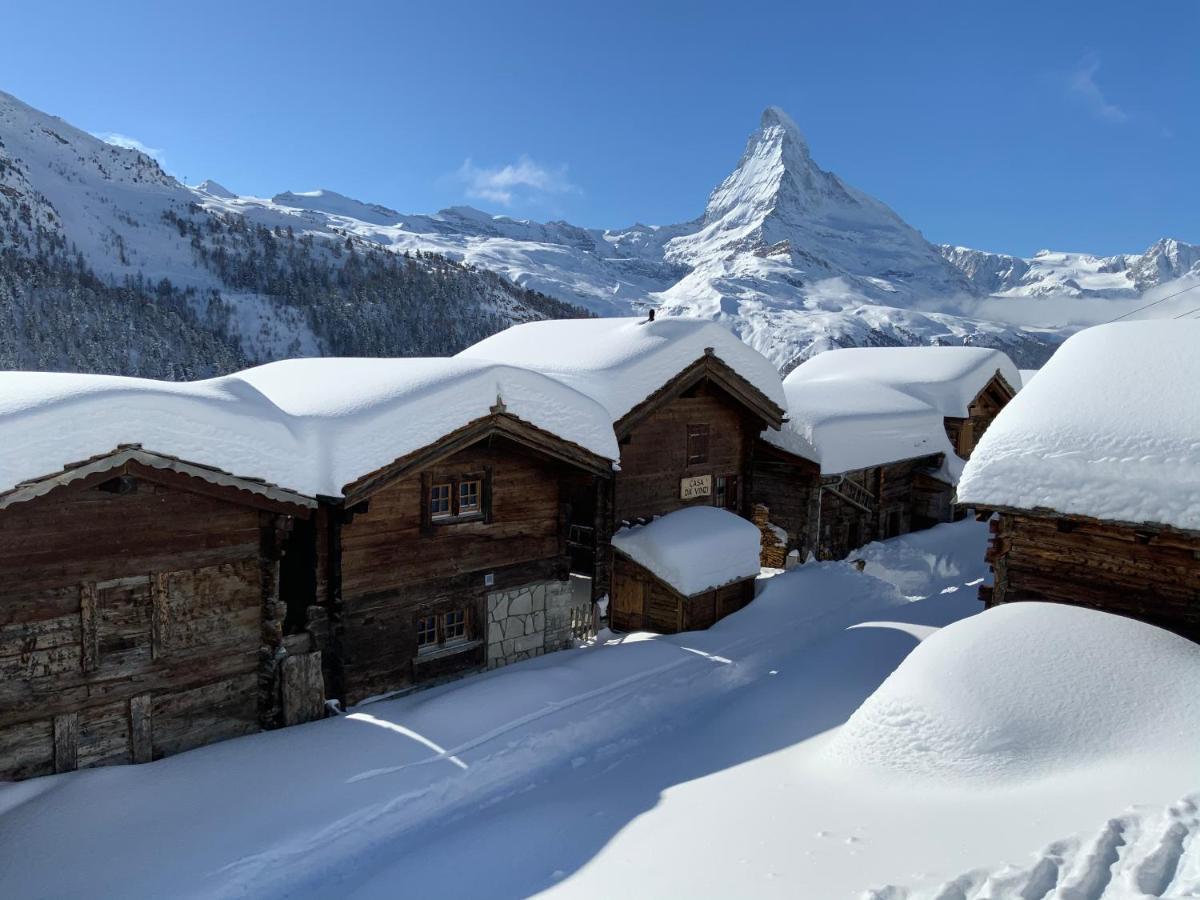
959,322 -> 1200,640
458,315 -> 787,634
0,446 -> 317,781
753,346 -> 1019,563
298,404 -> 615,706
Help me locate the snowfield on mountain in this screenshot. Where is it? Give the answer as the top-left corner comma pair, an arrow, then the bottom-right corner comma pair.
3,88 -> 1197,378
2,521 -> 1197,899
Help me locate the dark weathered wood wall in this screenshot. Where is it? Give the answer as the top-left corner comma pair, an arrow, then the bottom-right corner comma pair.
327,440 -> 586,705
750,446 -> 822,562
0,478 -> 279,781
983,510 -> 1200,639
614,385 -> 753,524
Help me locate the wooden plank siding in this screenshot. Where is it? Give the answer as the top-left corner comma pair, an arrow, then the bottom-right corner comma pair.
982,509 -> 1200,640
943,372 -> 1017,460
0,475 -> 297,781
320,439 -> 596,706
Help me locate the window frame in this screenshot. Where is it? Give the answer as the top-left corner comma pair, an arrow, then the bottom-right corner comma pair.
423,469 -> 490,527
686,423 -> 710,466
416,614 -> 439,650
415,607 -> 473,656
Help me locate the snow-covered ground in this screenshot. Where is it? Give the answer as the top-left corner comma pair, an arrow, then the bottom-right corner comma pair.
2,519 -> 1195,899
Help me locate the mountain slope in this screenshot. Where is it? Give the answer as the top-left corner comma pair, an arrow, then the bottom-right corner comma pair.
0,90 -> 590,377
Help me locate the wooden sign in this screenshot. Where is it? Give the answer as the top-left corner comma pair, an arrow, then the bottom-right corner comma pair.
680,474 -> 712,500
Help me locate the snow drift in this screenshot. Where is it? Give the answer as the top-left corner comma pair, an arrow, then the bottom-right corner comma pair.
830,602 -> 1200,781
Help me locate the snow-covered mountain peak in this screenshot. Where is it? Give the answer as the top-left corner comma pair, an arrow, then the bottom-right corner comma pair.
195,179 -> 236,199
270,189 -> 400,225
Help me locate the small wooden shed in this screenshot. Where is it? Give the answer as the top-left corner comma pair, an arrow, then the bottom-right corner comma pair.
608,506 -> 761,634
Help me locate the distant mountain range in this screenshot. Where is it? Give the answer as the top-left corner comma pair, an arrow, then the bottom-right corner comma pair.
2,90 -> 1196,377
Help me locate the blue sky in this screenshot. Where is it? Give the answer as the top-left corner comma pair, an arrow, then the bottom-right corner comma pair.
3,1 -> 1196,256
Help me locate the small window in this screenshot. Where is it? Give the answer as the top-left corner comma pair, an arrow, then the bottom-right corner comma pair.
459,480 -> 481,515
443,609 -> 467,643
715,474 -> 739,511
417,615 -> 438,648
430,483 -> 452,518
686,424 -> 709,465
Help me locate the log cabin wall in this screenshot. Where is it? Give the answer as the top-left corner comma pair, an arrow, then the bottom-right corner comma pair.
818,455 -> 949,561
614,383 -> 756,525
0,474 -> 298,781
609,554 -> 755,634
750,444 -> 822,563
944,373 -> 1017,459
982,510 -> 1200,639
323,440 -> 597,706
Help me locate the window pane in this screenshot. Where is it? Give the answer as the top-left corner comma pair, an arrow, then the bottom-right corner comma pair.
459,480 -> 481,514
417,615 -> 437,647
444,609 -> 466,641
430,483 -> 452,517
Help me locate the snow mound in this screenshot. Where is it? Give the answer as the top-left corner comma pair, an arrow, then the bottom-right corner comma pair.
611,506 -> 762,596
958,320 -> 1200,531
829,602 -> 1200,781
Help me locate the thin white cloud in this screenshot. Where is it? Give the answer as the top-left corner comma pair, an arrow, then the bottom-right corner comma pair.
455,155 -> 578,207
93,132 -> 167,163
1066,55 -> 1128,124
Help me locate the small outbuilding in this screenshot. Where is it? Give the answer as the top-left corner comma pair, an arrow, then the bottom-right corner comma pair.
755,346 -> 1019,561
958,321 -> 1200,639
609,506 -> 761,633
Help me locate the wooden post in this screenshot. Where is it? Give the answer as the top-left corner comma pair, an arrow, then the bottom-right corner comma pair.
129,694 -> 153,763
79,582 -> 98,673
53,713 -> 79,773
281,652 -> 326,726
150,571 -> 169,660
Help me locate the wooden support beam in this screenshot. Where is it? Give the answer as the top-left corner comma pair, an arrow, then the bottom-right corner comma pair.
79,582 -> 98,673
53,713 -> 78,773
129,694 -> 153,763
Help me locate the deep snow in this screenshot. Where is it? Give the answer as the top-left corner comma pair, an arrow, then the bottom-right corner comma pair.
959,320 -> 1200,531
2,520 -> 1195,899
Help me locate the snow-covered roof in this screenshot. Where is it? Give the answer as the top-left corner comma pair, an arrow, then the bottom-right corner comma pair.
763,345 -> 1018,476
790,346 -> 1019,418
611,506 -> 762,597
958,321 -> 1200,531
457,317 -> 787,425
0,359 -> 618,503
765,377 -> 961,476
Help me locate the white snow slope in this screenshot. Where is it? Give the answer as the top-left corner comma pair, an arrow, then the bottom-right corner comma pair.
2,520 -> 1196,899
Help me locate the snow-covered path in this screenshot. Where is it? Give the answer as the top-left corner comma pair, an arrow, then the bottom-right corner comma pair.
1,521 -> 1196,899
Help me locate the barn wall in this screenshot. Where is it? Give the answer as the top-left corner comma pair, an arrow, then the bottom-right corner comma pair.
750,450 -> 822,562
609,554 -> 755,636
0,478 -> 280,781
332,442 -> 587,705
984,511 -> 1200,639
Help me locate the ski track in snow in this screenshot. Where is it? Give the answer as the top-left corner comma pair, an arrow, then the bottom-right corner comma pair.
870,796 -> 1200,900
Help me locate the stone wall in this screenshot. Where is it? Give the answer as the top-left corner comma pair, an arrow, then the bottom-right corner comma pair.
486,579 -> 593,670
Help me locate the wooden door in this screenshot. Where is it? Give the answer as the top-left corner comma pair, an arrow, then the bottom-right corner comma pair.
95,575 -> 154,674
611,572 -> 645,632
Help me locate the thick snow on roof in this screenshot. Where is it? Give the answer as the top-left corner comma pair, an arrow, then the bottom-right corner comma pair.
457,317 -> 786,424
763,345 -> 1017,475
0,359 -> 618,501
610,506 -> 762,597
958,321 -> 1200,530
790,345 -> 1019,418
765,372 -> 961,475
830,602 -> 1200,781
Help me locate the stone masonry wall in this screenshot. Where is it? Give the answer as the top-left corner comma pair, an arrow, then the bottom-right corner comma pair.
486,579 -> 592,670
